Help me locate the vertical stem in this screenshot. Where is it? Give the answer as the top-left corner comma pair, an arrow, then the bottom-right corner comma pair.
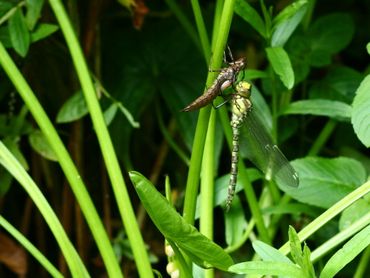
183,0 -> 237,225
200,110 -> 216,278
308,119 -> 337,156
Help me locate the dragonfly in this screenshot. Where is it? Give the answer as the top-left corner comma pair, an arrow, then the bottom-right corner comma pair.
181,52 -> 246,112
226,81 -> 299,210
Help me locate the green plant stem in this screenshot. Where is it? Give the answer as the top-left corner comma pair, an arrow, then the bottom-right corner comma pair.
211,0 -> 224,49
308,119 -> 337,156
310,212 -> 370,263
183,0 -> 237,225
279,180 -> 370,255
225,219 -> 256,253
49,1 -> 153,276
190,0 -> 211,59
0,142 -> 88,277
200,110 -> 216,278
0,215 -> 62,278
354,245 -> 370,278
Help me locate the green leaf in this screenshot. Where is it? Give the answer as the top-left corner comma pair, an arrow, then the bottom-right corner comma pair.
289,226 -> 303,266
56,91 -> 88,123
229,261 -> 305,276
320,225 -> 370,278
26,0 -> 45,30
252,240 -> 292,263
308,13 -> 354,67
266,46 -> 295,89
302,244 -> 316,277
234,0 -> 266,38
103,103 -> 118,126
351,75 -> 370,147
244,69 -> 268,80
308,66 -> 363,104
285,33 -> 311,84
28,130 -> 58,161
283,99 -> 352,121
339,199 -> 370,231
367,42 -> 370,55
271,0 -> 308,46
31,23 -> 59,42
8,9 -> 30,57
225,196 -> 247,246
284,157 -> 366,208
129,171 -> 234,271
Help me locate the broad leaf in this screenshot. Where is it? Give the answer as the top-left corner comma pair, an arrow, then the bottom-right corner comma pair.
308,66 -> 363,104
234,0 -> 266,38
271,0 -> 308,46
28,130 -> 57,161
129,171 -> 234,271
351,75 -> 370,147
284,157 -> 366,208
56,91 -> 88,123
31,23 -> 58,42
308,13 -> 354,67
283,99 -> 352,121
9,9 -> 30,57
320,225 -> 370,278
266,47 -> 295,89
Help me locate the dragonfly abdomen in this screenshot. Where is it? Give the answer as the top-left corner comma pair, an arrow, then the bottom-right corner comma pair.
226,82 -> 252,210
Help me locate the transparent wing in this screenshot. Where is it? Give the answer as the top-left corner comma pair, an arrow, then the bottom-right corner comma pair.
240,107 -> 299,188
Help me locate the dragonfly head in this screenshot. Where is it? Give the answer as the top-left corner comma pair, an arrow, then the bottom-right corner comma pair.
233,57 -> 247,70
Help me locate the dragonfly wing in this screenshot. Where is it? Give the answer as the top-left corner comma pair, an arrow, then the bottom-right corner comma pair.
240,108 -> 299,188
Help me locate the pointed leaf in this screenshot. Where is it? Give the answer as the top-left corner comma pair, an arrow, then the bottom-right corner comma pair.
271,0 -> 308,46
320,225 -> 370,278
283,99 -> 352,121
28,130 -> 57,161
229,261 -> 305,276
31,23 -> 58,42
56,91 -> 88,123
266,47 -> 294,89
8,9 -> 30,57
351,75 -> 370,147
129,171 -> 234,271
252,240 -> 292,263
234,0 -> 266,38
26,0 -> 45,30
289,226 -> 303,267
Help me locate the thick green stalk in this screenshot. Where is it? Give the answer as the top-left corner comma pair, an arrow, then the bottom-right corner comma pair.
183,0 -> 237,225
47,0 -> 153,277
200,110 -> 216,278
279,180 -> 370,255
0,42 -> 119,276
190,0 -> 211,59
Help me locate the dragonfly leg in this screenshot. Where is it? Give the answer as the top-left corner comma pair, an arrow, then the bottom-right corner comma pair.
213,95 -> 232,109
